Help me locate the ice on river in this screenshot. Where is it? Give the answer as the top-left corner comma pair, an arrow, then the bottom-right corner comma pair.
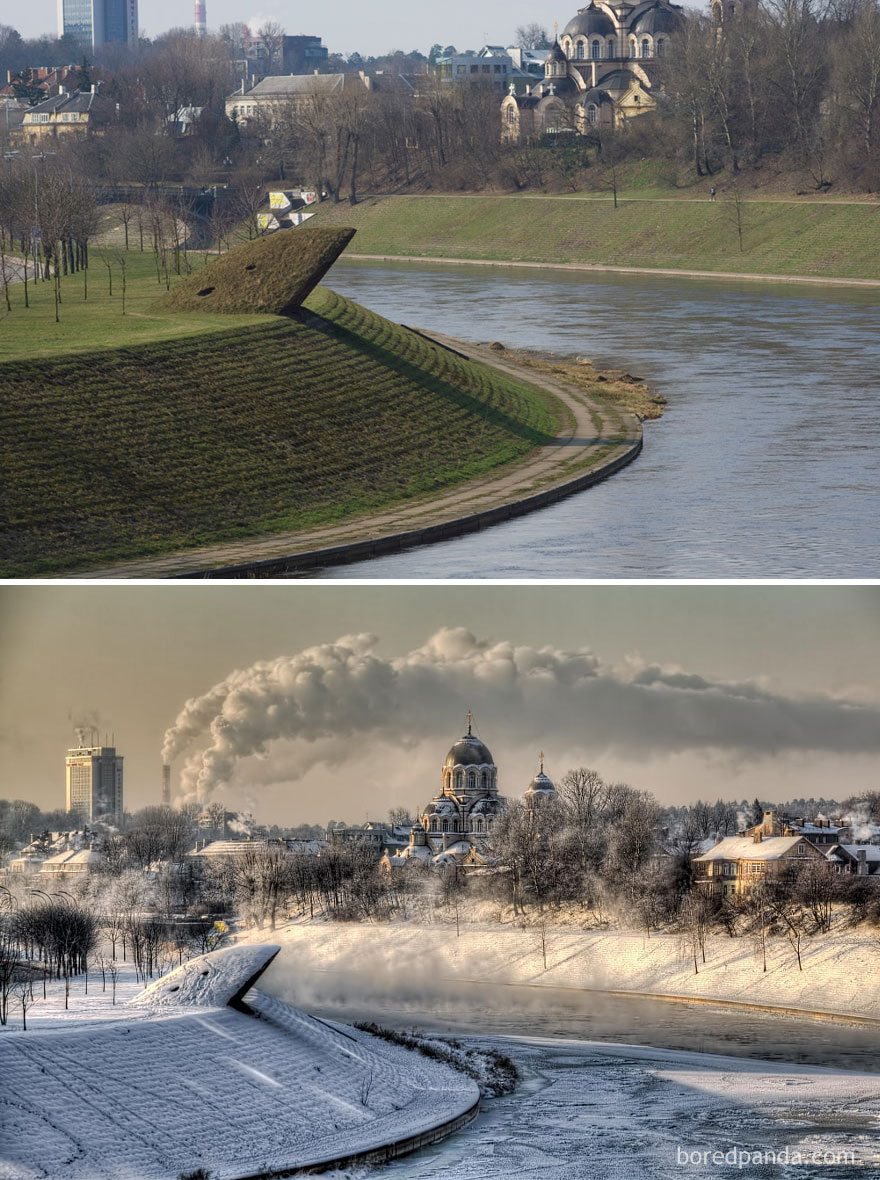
374,1036 -> 880,1180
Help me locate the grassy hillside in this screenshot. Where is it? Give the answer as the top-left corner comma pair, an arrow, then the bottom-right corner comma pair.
1,279 -> 560,578
310,195 -> 880,279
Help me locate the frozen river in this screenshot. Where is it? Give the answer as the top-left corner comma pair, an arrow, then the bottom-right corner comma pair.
264,968 -> 880,1178
308,259 -> 880,579
374,1036 -> 880,1180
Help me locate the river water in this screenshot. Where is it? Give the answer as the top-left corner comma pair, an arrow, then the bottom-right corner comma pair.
263,966 -> 880,1178
311,259 -> 880,579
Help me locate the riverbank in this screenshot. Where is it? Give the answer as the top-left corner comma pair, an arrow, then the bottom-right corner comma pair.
348,252 -> 880,289
310,195 -> 880,283
246,919 -> 880,1025
3,269 -> 579,578
65,332 -> 644,578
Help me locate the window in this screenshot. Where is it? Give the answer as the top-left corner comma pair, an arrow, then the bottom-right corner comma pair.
442,819 -> 450,832
457,64 -> 466,74
587,103 -> 598,124
629,41 -> 637,58
34,113 -> 50,123
481,771 -> 488,788
642,38 -> 651,58
798,843 -> 805,855
591,40 -> 600,59
467,771 -> 476,789
608,39 -> 616,57
482,64 -> 490,73
657,38 -> 665,56
470,64 -> 478,73
455,770 -> 463,789
507,106 -> 516,124
576,40 -> 585,59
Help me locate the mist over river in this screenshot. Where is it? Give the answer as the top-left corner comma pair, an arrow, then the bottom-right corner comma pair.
312,259 -> 880,579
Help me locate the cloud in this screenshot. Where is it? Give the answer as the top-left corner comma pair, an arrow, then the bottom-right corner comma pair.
161,628 -> 880,805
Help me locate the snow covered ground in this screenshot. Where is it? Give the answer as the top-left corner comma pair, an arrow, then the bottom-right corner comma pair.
0,947 -> 478,1180
245,918 -> 880,1021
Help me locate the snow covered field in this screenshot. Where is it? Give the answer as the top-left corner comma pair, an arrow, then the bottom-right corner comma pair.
0,947 -> 478,1180
249,918 -> 880,1021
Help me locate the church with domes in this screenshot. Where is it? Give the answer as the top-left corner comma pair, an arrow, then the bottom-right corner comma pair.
390,715 -> 557,868
502,1 -> 682,138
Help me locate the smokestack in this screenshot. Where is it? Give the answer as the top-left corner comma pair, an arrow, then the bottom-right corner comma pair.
162,764 -> 171,806
195,0 -> 206,36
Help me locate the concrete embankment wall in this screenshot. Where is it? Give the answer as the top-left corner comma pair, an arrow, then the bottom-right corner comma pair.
180,436 -> 641,578
235,1099 -> 481,1178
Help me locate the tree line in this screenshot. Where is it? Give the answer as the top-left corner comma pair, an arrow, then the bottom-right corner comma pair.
2,3 -> 877,198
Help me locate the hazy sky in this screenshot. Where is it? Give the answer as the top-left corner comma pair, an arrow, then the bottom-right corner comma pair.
18,1 -> 560,56
1,585 -> 878,824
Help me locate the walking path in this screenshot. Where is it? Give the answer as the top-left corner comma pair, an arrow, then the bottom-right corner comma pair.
68,335 -> 642,579
346,252 -> 880,289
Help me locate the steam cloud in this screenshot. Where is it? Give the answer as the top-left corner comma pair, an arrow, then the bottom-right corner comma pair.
161,628 -> 880,806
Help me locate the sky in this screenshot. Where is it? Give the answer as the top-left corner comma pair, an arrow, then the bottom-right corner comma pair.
16,1 -> 561,55
1,585 -> 878,825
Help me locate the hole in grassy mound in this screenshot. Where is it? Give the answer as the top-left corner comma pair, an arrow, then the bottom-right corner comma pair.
245,264 -> 256,271
197,287 -> 215,297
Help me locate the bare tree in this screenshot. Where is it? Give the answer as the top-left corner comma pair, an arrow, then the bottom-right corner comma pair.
515,23 -> 551,49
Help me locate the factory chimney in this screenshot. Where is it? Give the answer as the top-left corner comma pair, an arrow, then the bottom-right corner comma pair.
195,0 -> 206,36
162,763 -> 171,806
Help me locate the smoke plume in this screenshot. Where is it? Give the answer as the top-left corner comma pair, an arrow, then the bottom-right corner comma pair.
161,628 -> 880,806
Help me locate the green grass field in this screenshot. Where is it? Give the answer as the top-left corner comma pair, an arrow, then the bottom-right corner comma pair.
1,250 -> 269,360
1,251 -> 562,577
309,195 -> 880,279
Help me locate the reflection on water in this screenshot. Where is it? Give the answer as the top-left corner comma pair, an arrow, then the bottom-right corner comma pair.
310,260 -> 880,578
265,967 -> 880,1075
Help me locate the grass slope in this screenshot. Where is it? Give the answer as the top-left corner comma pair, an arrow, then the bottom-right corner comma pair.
1,284 -> 559,577
311,195 -> 880,279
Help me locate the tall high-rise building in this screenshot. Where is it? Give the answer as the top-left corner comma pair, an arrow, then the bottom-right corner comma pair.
65,741 -> 124,824
58,0 -> 138,50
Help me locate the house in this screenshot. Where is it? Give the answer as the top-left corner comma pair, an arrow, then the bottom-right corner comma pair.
39,848 -> 102,875
694,832 -> 827,897
435,49 -> 518,90
225,72 -> 411,126
744,809 -> 844,847
825,844 -> 880,876
19,84 -> 113,144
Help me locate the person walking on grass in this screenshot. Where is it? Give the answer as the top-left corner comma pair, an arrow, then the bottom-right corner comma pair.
710,186 -> 716,201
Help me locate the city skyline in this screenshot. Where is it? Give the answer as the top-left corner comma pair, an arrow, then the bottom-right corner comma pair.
16,0 -> 557,55
1,585 -> 878,824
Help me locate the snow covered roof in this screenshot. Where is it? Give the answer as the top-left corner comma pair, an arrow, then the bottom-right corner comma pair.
695,836 -> 811,863
836,844 -> 880,861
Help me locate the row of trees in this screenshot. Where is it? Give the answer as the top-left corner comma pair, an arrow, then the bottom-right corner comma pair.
660,0 -> 880,189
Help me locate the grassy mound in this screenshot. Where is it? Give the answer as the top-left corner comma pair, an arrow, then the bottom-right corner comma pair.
1,287 -> 559,577
157,227 -> 356,315
311,195 -> 880,279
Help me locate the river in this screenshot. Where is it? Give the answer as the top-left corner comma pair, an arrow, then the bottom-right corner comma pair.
308,259 -> 880,579
263,965 -> 880,1178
